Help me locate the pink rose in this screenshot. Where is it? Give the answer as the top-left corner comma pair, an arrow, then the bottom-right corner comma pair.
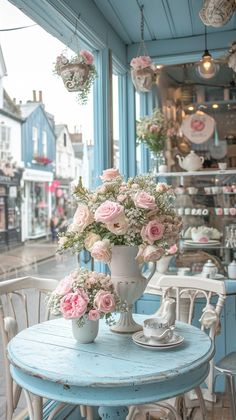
94,290 -> 116,313
141,219 -> 164,243
91,240 -> 111,263
54,275 -> 74,296
60,290 -> 89,319
106,215 -> 129,235
143,245 -> 164,262
88,309 -> 100,321
84,232 -> 101,252
80,50 -> 94,65
167,244 -> 178,255
100,168 -> 120,181
130,55 -> 152,69
95,201 -> 124,223
156,183 -> 170,193
134,191 -> 156,210
73,204 -> 94,231
149,124 -> 159,133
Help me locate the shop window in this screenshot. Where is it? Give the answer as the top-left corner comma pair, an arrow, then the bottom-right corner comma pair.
28,182 -> 48,237
0,187 -> 6,232
0,126 -> 11,160
112,74 -> 120,169
42,130 -> 47,156
32,127 -> 38,155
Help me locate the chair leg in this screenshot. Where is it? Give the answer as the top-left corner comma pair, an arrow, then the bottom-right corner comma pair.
226,374 -> 236,420
194,387 -> 207,420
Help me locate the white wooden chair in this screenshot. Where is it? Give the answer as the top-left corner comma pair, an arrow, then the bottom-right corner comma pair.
128,275 -> 226,420
0,276 -> 94,420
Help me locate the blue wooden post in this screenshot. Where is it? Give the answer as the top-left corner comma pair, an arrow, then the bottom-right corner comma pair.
93,48 -> 113,186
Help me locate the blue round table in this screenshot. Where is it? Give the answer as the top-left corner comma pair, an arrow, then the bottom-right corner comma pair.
7,315 -> 214,419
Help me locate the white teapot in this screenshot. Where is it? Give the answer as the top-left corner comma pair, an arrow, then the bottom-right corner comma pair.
177,151 -> 204,172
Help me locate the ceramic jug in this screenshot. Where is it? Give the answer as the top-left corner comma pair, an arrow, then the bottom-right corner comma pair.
228,260 -> 236,280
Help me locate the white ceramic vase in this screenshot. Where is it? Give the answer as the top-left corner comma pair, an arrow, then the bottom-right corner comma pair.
109,245 -> 155,333
71,316 -> 99,343
156,255 -> 173,274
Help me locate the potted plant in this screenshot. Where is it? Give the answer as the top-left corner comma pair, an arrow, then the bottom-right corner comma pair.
33,156 -> 52,165
54,50 -> 97,104
130,55 -> 159,92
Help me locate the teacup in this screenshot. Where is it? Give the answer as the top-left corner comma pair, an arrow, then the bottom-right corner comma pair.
204,187 -> 211,195
143,318 -> 174,343
212,186 -> 220,194
187,187 -> 198,195
215,208 -> 223,216
230,208 -> 236,216
218,162 -> 227,170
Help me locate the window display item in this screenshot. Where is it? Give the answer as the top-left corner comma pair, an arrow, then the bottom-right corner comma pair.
176,151 -> 204,171
181,111 -> 215,144
228,260 -> 236,279
201,259 -> 218,278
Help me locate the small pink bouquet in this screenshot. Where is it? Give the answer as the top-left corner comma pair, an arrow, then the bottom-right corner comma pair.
47,268 -> 121,326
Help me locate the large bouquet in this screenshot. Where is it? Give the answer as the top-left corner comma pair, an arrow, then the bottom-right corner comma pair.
47,268 -> 120,326
58,168 -> 182,264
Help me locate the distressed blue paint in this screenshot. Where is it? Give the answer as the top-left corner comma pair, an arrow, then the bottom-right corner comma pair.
21,104 -> 55,170
8,316 -> 213,413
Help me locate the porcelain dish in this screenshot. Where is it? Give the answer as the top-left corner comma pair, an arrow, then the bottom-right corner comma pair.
132,331 -> 184,350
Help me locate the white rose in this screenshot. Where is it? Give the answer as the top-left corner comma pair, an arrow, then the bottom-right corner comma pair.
84,232 -> 101,251
68,223 -> 82,233
58,236 -> 68,247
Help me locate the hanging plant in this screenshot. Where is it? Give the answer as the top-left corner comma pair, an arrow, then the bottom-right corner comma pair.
130,56 -> 158,93
130,6 -> 159,93
199,0 -> 235,28
54,50 -> 97,105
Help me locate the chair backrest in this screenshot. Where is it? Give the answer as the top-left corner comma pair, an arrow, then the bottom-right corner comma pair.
0,276 -> 59,419
157,275 -> 227,401
158,275 -> 226,340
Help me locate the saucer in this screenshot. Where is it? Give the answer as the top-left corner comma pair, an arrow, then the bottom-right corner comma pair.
132,331 -> 184,350
184,240 -> 220,246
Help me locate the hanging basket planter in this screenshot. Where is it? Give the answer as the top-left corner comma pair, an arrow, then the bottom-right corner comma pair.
131,63 -> 157,93
58,62 -> 90,92
54,50 -> 97,105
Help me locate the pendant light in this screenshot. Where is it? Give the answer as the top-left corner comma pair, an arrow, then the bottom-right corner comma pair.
195,26 -> 219,79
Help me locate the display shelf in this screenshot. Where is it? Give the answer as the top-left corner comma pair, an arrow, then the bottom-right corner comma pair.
157,169 -> 236,177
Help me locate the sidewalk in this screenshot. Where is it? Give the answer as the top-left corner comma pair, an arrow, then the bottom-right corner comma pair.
0,239 -> 58,278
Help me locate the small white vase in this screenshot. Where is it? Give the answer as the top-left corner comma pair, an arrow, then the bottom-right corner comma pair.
71,316 -> 99,343
109,245 -> 155,333
156,255 -> 173,274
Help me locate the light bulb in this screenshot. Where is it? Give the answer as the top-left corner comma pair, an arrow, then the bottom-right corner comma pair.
195,50 -> 219,79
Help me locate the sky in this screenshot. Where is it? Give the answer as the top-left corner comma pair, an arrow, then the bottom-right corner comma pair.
0,0 -> 93,139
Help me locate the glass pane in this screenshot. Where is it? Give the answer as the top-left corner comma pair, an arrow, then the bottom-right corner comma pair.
28,182 -> 48,237
135,92 -> 141,174
112,74 -> 120,169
